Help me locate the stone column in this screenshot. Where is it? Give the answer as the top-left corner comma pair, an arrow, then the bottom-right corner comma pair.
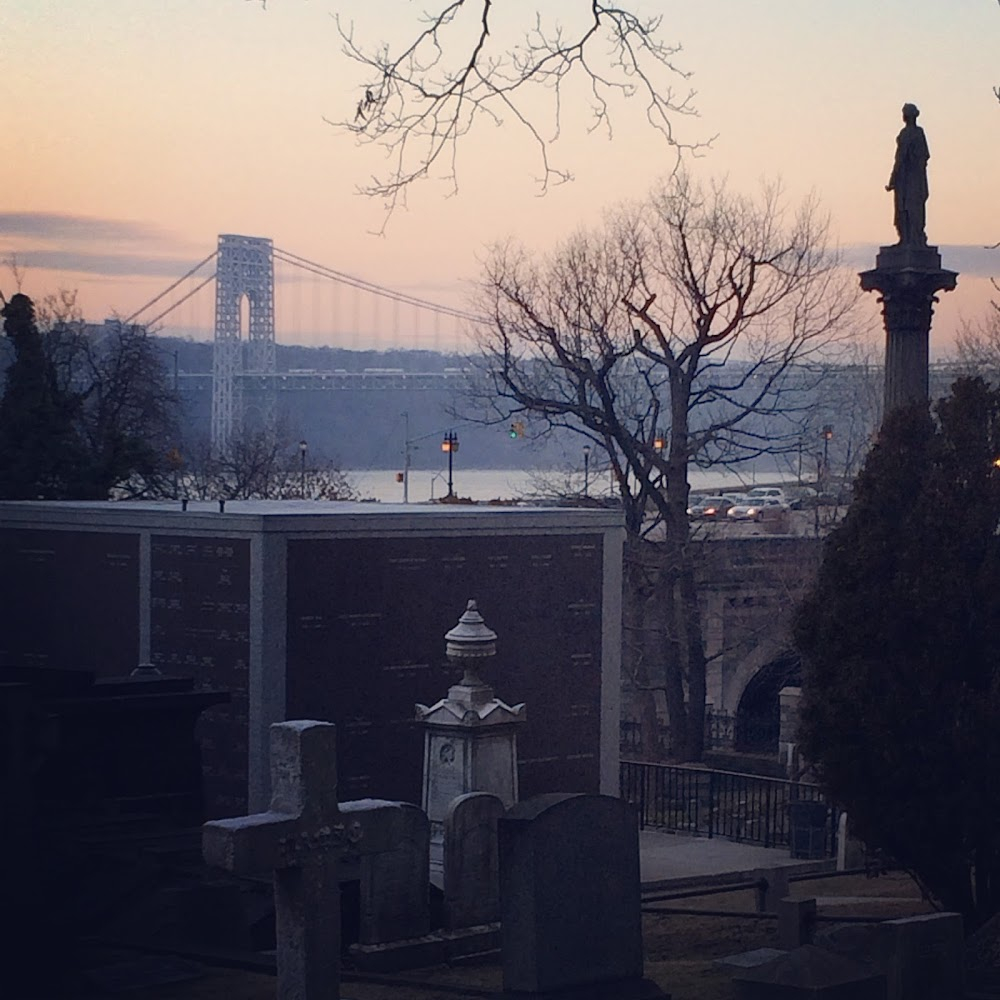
859,245 -> 957,418
778,685 -> 802,777
416,600 -> 526,877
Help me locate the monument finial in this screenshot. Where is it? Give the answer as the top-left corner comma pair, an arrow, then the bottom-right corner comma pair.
444,599 -> 498,661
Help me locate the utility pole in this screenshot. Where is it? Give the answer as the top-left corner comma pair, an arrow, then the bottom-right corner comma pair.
402,411 -> 411,503
299,440 -> 307,499
821,425 -> 833,491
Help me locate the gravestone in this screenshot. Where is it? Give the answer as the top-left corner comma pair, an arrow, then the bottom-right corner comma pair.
731,944 -> 886,1000
203,720 -> 346,1000
444,791 -> 505,930
778,897 -> 817,950
818,912 -> 963,1000
416,600 -> 525,877
754,867 -> 790,913
498,793 -> 662,997
717,948 -> 788,971
348,799 -> 430,946
835,813 -> 866,871
203,722 -> 411,999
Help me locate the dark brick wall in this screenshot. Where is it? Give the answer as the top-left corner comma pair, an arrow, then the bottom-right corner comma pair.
150,535 -> 251,818
0,528 -> 139,674
285,533 -> 605,804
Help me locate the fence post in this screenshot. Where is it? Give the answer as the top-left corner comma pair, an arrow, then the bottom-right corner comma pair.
707,769 -> 715,839
763,782 -> 772,848
639,761 -> 648,830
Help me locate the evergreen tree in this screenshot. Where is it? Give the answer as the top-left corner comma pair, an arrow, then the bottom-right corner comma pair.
0,293 -> 84,498
0,292 -> 178,499
795,377 -> 1000,929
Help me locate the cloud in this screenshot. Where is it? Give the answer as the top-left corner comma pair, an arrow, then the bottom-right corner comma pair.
0,211 -> 176,245
842,243 -> 998,278
1,249 -> 212,278
0,212 -> 208,277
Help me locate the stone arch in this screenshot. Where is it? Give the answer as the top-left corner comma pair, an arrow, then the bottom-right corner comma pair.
721,634 -> 788,714
734,651 -> 800,753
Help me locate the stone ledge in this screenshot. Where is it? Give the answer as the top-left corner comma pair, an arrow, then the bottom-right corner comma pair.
348,923 -> 500,973
873,243 -> 943,271
502,977 -> 669,1000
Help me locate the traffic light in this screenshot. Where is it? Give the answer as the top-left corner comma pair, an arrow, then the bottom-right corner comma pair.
509,420 -> 525,439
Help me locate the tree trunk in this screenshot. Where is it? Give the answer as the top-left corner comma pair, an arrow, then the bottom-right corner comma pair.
663,373 -> 707,762
678,551 -> 707,762
622,540 -> 667,759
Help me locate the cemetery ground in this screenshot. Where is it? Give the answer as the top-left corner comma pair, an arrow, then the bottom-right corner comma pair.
93,870 -> 934,1000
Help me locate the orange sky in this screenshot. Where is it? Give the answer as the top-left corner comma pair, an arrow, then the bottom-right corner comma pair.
2,0 -> 998,356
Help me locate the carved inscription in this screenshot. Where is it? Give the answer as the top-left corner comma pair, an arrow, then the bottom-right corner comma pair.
285,532 -> 605,802
150,535 -> 251,817
0,528 -> 139,675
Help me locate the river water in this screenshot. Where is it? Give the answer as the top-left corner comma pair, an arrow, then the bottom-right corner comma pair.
345,467 -> 771,504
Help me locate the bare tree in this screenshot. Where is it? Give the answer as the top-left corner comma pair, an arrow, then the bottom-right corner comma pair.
956,310 -> 1000,376
465,170 -> 858,760
70,321 -> 180,498
772,341 -> 883,511
333,1 -> 700,226
182,427 -> 357,501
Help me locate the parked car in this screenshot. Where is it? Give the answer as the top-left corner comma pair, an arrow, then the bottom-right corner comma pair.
788,487 -> 819,510
687,495 -> 736,519
727,497 -> 789,522
745,486 -> 787,502
790,485 -> 853,508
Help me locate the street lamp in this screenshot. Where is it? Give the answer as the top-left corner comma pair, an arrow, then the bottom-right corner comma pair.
821,425 -> 833,489
583,445 -> 591,497
401,411 -> 411,503
441,430 -> 460,498
299,440 -> 308,498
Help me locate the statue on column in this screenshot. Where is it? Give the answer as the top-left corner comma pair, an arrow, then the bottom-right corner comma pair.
885,103 -> 929,246
862,102 -> 956,417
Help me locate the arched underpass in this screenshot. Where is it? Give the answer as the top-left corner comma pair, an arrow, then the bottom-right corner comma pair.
734,651 -> 800,753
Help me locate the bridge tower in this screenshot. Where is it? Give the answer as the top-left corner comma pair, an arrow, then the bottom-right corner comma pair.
211,234 -> 276,455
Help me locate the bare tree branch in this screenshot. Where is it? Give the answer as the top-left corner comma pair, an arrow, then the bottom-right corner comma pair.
460,169 -> 860,760
182,425 -> 358,502
330,2 -> 702,228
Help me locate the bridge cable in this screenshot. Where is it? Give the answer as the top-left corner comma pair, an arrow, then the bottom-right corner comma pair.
142,272 -> 217,329
274,250 -> 466,319
124,250 -> 218,324
272,247 -> 485,324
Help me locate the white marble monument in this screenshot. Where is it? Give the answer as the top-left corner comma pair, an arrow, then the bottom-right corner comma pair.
416,600 -> 525,875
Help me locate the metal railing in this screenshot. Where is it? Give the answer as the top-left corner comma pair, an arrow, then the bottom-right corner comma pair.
621,712 -> 778,755
620,759 -> 837,855
704,709 -> 777,752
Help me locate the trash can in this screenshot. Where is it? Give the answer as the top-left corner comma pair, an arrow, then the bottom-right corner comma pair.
789,800 -> 829,859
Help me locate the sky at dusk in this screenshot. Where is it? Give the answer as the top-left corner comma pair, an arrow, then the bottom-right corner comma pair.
2,0 -> 998,356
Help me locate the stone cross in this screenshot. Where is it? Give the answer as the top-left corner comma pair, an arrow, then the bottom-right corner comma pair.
203,720 -> 359,1000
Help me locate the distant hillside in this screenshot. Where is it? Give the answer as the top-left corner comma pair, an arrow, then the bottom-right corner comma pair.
163,338 -> 577,471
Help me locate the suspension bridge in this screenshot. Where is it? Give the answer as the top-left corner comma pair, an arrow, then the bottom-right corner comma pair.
125,234 -> 484,454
